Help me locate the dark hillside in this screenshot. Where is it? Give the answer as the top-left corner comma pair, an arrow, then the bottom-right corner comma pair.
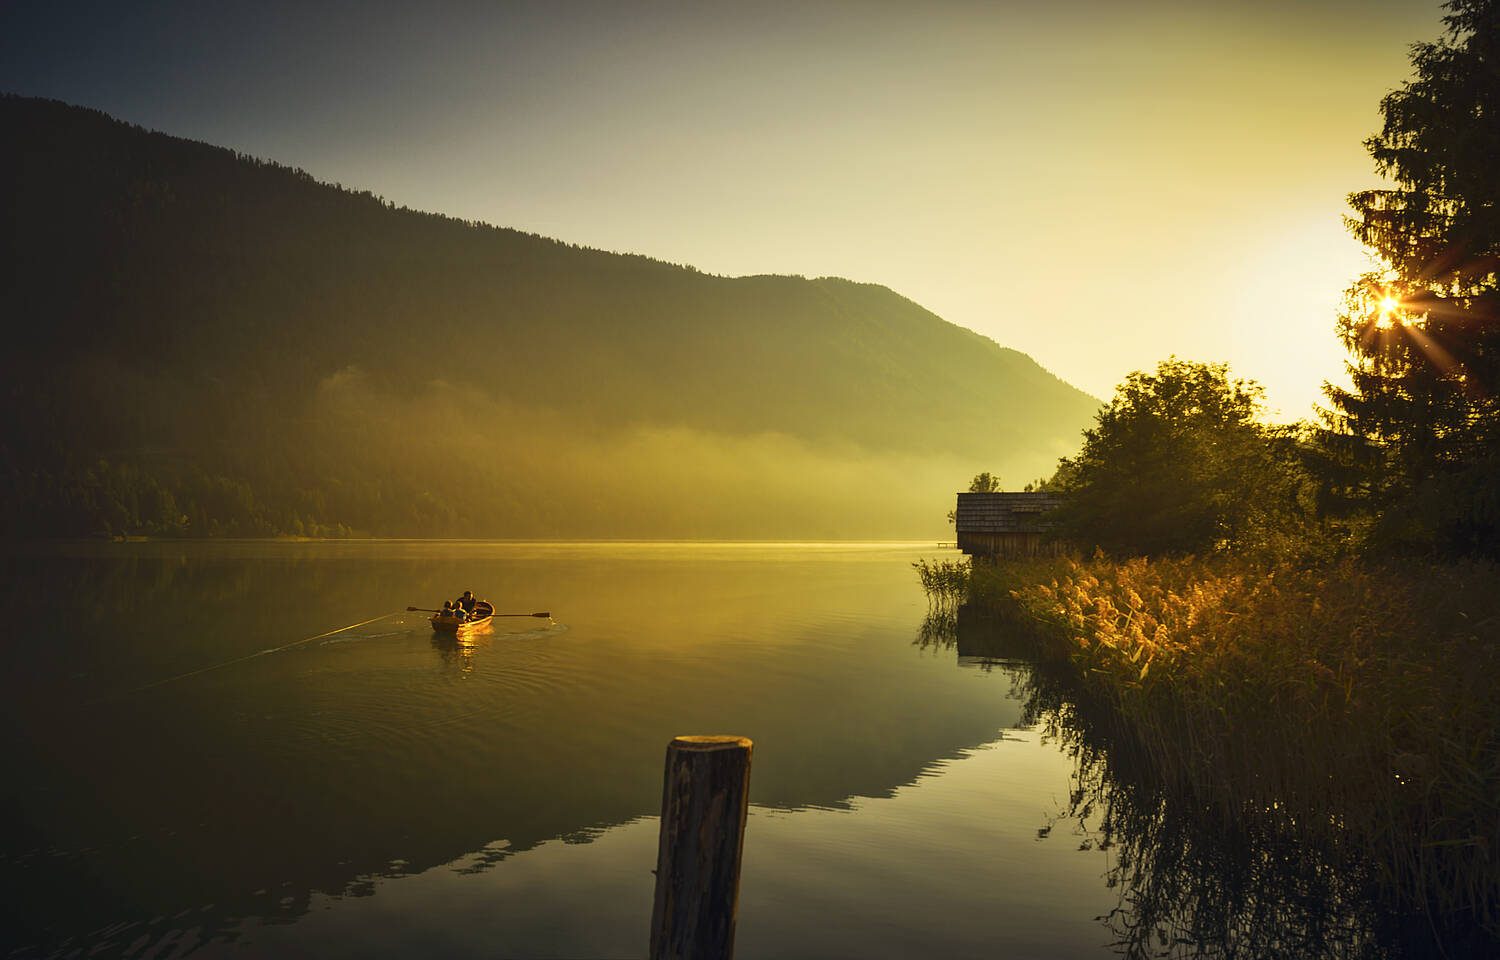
0,94 -> 1098,538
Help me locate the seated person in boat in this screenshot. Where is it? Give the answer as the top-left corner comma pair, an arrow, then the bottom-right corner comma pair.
458,590 -> 477,615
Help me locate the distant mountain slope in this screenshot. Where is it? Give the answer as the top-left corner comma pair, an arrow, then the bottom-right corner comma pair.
0,94 -> 1098,538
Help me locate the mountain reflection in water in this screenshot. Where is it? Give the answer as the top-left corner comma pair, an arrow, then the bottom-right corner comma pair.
0,541 -> 1090,959
5,541 -> 1471,959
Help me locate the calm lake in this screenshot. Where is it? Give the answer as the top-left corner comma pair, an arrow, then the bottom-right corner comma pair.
0,541 -> 1389,959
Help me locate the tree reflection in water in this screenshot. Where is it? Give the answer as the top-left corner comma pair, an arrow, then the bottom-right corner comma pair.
916,604 -> 1466,960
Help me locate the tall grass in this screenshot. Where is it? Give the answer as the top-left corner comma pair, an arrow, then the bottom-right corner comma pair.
972,555 -> 1500,941
911,557 -> 970,612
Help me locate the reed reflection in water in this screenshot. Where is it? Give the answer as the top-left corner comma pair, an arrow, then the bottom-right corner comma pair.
920,603 -> 1437,960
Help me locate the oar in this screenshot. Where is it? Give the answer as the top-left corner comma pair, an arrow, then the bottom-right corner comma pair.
407,606 -> 550,618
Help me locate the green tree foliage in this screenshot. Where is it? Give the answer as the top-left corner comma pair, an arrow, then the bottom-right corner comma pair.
1323,0 -> 1500,558
1048,359 -> 1304,557
946,472 -> 1003,524
967,472 -> 1002,493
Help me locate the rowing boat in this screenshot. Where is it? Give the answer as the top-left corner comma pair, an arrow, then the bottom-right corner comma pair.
430,600 -> 494,634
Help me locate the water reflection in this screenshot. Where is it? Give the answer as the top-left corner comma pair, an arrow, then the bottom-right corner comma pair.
431,628 -> 488,677
0,542 -> 1024,958
912,607 -> 956,652
918,604 -> 1463,959
1034,700 -> 1394,959
18,539 -> 1472,959
913,603 -> 1039,671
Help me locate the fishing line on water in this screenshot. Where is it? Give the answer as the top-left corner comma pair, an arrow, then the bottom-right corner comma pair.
98,610 -> 409,703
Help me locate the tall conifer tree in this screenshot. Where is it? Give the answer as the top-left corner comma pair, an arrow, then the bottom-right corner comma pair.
1325,0 -> 1500,556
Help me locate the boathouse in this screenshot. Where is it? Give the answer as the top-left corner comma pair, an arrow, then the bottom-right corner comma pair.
954,491 -> 1064,558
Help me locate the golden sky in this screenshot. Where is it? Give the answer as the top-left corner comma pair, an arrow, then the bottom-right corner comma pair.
2,0 -> 1445,418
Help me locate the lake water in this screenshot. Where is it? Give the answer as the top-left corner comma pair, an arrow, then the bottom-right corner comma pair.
0,541 -> 1394,959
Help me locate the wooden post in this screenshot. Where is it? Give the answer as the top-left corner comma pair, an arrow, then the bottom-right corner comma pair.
649,735 -> 753,960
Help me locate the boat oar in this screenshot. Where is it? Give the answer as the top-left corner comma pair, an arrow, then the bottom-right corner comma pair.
406,606 -> 550,618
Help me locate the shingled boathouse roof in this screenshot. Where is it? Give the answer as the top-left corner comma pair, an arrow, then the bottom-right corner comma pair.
955,491 -> 1064,558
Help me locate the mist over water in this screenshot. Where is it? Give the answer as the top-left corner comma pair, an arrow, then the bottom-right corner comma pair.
307,368 -> 1003,539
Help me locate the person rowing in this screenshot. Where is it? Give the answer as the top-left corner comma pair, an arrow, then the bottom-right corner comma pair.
407,601 -> 548,627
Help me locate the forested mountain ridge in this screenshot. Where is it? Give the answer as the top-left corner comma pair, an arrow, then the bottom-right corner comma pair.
0,94 -> 1099,538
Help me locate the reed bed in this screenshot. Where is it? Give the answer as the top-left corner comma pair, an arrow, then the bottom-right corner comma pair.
968,555 -> 1500,940
911,558 -> 970,612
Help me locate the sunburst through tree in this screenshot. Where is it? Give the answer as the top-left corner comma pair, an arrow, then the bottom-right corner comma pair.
1321,0 -> 1500,558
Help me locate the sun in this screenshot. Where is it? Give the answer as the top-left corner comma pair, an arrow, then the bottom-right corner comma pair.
1374,295 -> 1400,330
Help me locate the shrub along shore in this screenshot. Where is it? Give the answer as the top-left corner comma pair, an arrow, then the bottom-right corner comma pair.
960,554 -> 1500,942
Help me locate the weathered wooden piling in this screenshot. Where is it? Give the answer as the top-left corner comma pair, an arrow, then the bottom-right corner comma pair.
649,735 -> 753,960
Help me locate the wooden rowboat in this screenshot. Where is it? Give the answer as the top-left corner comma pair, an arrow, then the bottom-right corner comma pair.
430,600 -> 494,634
